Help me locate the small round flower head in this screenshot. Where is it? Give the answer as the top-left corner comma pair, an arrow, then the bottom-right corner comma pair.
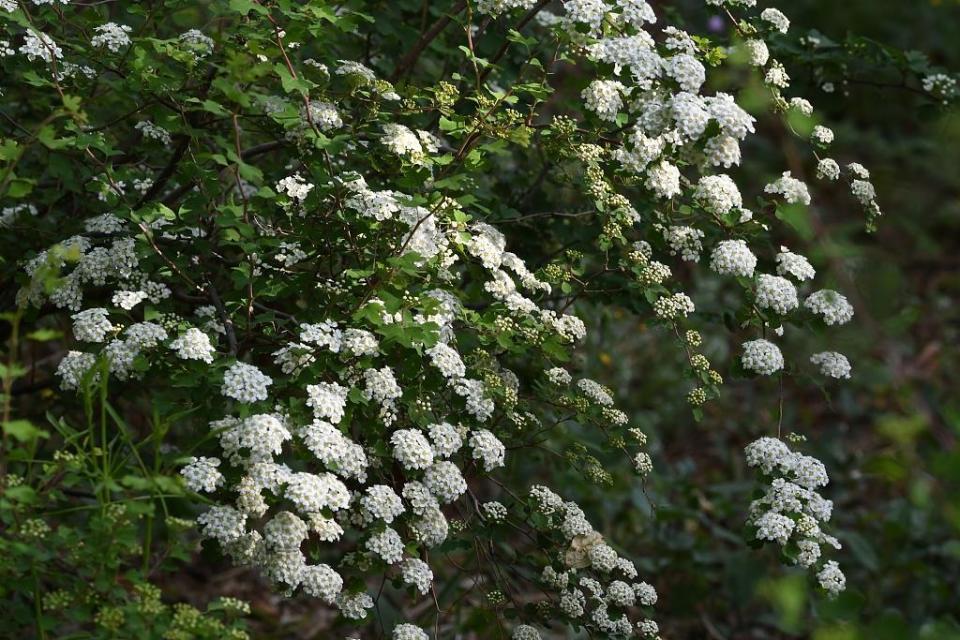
428,422 -> 463,458
366,526 -> 404,564
744,39 -> 769,66
760,7 -> 790,33
275,173 -> 314,202
284,471 -> 350,513
393,624 -> 429,640
633,581 -> 658,606
637,619 -> 659,637
468,429 -> 506,471
816,158 -> 840,181
545,367 -> 572,385
410,506 -> 449,547
775,248 -> 816,282
633,452 -> 653,475
170,327 -> 215,363
710,239 -> 757,277
665,53 -> 706,92
91,22 -> 132,52
512,625 -> 542,640
426,342 -> 466,379
576,378 -> 614,406
264,510 -> 309,551
336,591 -> 374,620
694,174 -> 742,214
810,351 -> 852,379
306,382 -> 349,424
400,558 -> 433,595
764,171 -> 811,205
817,560 -> 846,596
755,274 -> 799,315
741,339 -> 784,376
811,125 -> 834,146
360,484 -> 405,524
180,456 -> 224,493
744,436 -> 792,474
804,289 -> 854,325
391,429 -> 434,470
221,362 -> 273,403
56,351 -> 98,390
588,543 -> 618,572
582,80 -> 627,122
754,510 -> 795,545
482,501 -> 508,522
645,160 -> 682,199
301,564 -> 343,603
72,308 -> 114,343
423,461 -> 467,503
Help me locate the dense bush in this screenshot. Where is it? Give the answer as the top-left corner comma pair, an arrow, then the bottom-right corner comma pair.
1,0 -> 957,638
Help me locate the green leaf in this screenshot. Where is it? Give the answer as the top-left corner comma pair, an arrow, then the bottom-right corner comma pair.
3,419 -> 49,442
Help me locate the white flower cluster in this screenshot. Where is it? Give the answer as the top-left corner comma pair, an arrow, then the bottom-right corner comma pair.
741,339 -> 783,376
745,437 -> 845,595
91,22 -> 132,52
527,485 -> 660,636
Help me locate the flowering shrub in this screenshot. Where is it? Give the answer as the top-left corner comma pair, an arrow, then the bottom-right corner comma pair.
1,0 -> 956,637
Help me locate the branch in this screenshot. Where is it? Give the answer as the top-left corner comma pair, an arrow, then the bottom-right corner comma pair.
390,0 -> 468,83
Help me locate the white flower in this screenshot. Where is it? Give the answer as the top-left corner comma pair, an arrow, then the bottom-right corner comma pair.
399,558 -> 433,595
546,367 -> 572,385
423,460 -> 467,503
306,382 -> 349,423
760,8 -> 790,33
805,289 -> 854,325
512,624 -> 542,640
181,457 -> 224,493
764,171 -> 810,205
468,429 -> 505,471
72,308 -> 113,343
135,121 -> 172,146
582,80 -> 627,122
817,158 -> 841,181
811,125 -> 834,146
366,527 -> 404,564
710,239 -> 757,278
645,160 -> 682,199
741,339 -> 784,375
20,30 -> 62,63
662,225 -> 704,262
393,624 -> 430,640
170,328 -> 216,363
744,39 -> 769,66
694,174 -> 742,214
301,564 -> 343,603
336,591 -> 374,619
276,174 -> 314,202
426,342 -> 465,379
754,510 -> 795,545
382,123 -> 425,162
91,22 -> 132,52
810,351 -> 852,379
755,274 -> 799,315
817,561 -> 846,596
391,429 -> 434,470
221,362 -> 273,403
361,485 -> 405,524
776,248 -> 816,282
428,422 -> 463,458
111,290 -> 148,310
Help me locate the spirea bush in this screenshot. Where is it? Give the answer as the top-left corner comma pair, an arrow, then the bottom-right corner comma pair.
1,0 -> 955,637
